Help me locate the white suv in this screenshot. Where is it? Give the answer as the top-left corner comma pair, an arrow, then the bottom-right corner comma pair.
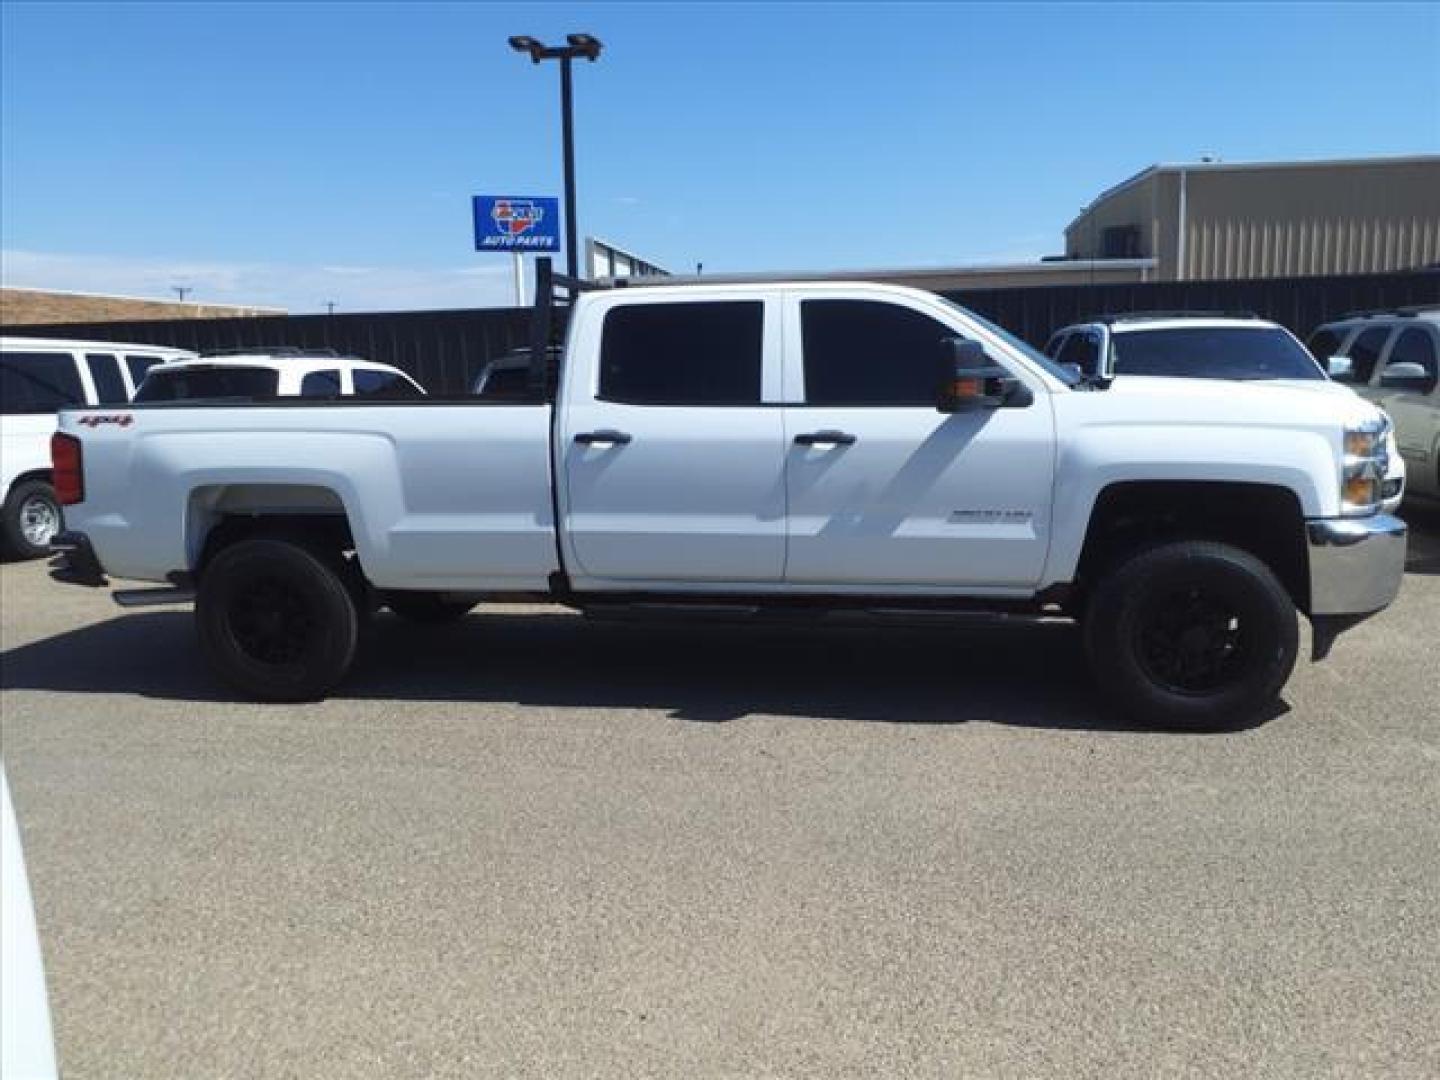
1045,313 -> 1406,510
134,350 -> 425,403
1306,307 -> 1440,503
1,336 -> 195,557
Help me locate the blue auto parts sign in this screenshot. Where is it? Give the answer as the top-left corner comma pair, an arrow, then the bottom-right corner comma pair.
473,196 -> 561,251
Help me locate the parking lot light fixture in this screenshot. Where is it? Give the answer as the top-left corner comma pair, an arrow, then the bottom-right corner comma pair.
507,33 -> 605,283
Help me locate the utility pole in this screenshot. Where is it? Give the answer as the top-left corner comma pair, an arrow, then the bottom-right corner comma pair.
508,33 -> 603,283
172,286 -> 191,302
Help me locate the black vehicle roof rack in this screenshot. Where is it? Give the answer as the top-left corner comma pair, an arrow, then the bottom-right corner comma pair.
199,346 -> 348,359
1338,305 -> 1437,320
1088,310 -> 1260,324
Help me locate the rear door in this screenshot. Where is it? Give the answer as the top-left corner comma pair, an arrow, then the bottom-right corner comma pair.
781,292 -> 1056,590
560,294 -> 787,584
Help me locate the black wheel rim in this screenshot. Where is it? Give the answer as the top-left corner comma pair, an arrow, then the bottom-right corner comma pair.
226,575 -> 315,667
1134,585 -> 1253,696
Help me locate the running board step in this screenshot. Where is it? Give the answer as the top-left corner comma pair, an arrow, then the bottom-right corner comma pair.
112,586 -> 196,608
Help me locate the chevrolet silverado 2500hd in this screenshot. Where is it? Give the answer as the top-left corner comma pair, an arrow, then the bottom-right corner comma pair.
49,277 -> 1407,728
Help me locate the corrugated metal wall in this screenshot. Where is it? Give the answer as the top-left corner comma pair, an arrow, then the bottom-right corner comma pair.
8,270 -> 1437,394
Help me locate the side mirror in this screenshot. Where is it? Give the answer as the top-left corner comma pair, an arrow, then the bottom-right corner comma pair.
1326,355 -> 1354,380
937,338 -> 1032,412
1060,362 -> 1083,381
1379,361 -> 1432,390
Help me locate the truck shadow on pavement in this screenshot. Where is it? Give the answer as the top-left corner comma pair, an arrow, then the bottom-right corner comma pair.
1401,502 -> 1440,575
0,607 -> 1280,733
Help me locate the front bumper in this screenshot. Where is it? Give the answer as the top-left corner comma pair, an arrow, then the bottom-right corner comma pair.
1307,513 -> 1407,617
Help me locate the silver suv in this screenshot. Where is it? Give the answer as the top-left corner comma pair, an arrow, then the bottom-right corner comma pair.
1307,306 -> 1439,503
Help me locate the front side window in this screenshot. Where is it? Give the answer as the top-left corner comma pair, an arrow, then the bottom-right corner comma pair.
801,299 -> 956,406
1340,327 -> 1393,385
351,369 -> 423,398
135,366 -> 279,402
1110,327 -> 1325,381
0,352 -> 85,414
300,370 -> 343,398
125,354 -> 164,385
85,353 -> 128,404
599,301 -> 763,405
1056,331 -> 1100,375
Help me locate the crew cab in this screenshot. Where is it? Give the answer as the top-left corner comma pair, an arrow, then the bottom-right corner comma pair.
49,276 -> 1407,729
1044,313 -> 1406,510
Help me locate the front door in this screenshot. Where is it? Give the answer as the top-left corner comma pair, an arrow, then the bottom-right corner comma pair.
561,296 -> 788,584
782,294 -> 1055,590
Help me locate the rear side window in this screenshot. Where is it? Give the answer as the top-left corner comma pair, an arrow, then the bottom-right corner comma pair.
300,369 -> 343,398
85,353 -> 128,404
135,366 -> 279,402
1339,327 -> 1392,384
351,369 -> 423,398
600,301 -> 763,405
1,351 -> 85,414
125,354 -> 164,385
801,299 -> 954,406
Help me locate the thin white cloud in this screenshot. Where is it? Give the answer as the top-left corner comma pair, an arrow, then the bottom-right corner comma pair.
0,249 -> 518,313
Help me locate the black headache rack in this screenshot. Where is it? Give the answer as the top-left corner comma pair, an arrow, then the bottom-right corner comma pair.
526,256 -> 612,399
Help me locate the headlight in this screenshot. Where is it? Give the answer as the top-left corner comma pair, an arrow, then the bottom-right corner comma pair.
1340,415 -> 1390,516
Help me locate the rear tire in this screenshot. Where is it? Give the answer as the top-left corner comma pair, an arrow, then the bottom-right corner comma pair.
1084,540 -> 1298,730
196,538 -> 359,702
385,592 -> 475,624
2,480 -> 62,559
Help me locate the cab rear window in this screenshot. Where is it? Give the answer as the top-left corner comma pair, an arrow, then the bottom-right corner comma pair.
135,366 -> 279,402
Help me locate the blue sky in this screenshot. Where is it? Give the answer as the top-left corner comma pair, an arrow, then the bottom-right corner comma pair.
3,1 -> 1437,312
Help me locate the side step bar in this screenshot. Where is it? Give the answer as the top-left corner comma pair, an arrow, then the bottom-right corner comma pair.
112,586 -> 196,608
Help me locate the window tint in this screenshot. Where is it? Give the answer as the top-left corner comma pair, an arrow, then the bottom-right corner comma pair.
85,353 -> 128,404
1043,334 -> 1066,359
351,368 -> 422,398
1305,329 -> 1345,363
300,369 -> 343,398
1,352 -> 85,414
1339,327 -> 1392,384
125,354 -> 164,385
1110,327 -> 1324,381
600,301 -> 762,405
1383,327 -> 1438,393
134,366 -> 279,402
1056,331 -> 1100,375
801,299 -> 955,406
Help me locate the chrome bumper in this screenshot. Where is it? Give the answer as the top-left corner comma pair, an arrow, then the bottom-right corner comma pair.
1307,514 -> 1407,616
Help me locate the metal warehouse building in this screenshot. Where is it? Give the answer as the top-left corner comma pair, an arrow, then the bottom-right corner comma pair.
1065,154 -> 1440,282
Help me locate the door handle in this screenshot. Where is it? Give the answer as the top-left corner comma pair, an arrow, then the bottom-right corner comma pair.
574,429 -> 632,446
794,430 -> 857,447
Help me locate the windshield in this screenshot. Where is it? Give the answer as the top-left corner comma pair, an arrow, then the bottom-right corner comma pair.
1111,327 -> 1325,381
939,299 -> 1081,386
135,366 -> 280,401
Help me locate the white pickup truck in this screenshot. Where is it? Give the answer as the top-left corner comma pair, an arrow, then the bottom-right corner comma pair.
49,276 -> 1407,728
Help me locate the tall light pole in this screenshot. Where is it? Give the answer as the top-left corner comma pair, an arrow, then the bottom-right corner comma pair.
508,33 -> 603,283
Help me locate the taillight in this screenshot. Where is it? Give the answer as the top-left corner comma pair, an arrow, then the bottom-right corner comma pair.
51,432 -> 84,505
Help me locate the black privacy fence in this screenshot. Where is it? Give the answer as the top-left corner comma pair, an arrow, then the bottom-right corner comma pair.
10,270 -> 1436,395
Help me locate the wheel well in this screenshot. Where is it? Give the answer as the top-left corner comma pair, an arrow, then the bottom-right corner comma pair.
5,470 -> 53,501
1077,481 -> 1309,610
197,513 -> 357,573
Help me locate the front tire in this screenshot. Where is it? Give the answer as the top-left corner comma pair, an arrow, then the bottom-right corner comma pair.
1084,541 -> 1298,730
2,480 -> 62,559
196,538 -> 360,702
